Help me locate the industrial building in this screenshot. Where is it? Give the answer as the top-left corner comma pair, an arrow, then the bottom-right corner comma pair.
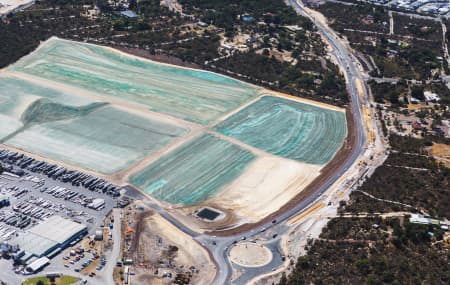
8,215 -> 87,263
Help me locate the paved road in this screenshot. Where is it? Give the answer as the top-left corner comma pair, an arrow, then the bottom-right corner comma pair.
231,238 -> 285,285
100,208 -> 121,285
199,0 -> 371,283
0,3 -> 371,284
122,1 -> 371,283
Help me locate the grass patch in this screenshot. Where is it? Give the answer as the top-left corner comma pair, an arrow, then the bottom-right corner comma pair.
23,276 -> 79,285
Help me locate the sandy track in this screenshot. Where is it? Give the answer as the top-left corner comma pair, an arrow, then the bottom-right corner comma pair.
264,90 -> 346,112
208,130 -> 284,159
209,94 -> 265,127
116,128 -> 205,182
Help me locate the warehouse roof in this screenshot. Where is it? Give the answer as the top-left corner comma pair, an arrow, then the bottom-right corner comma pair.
9,232 -> 58,258
28,215 -> 87,244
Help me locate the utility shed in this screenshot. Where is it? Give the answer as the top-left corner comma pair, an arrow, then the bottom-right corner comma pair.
88,198 -> 105,210
94,230 -> 103,241
410,214 -> 431,224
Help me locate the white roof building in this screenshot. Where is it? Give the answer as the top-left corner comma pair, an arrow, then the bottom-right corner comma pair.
26,256 -> 50,273
9,216 -> 87,259
28,215 -> 86,245
410,214 -> 431,224
424,91 -> 440,102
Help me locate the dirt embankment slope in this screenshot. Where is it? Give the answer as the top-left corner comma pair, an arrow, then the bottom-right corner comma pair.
208,105 -> 357,236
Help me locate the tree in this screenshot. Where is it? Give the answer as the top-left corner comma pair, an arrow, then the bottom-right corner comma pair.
129,0 -> 137,10
411,86 -> 425,100
355,258 -> 371,274
279,273 -> 288,285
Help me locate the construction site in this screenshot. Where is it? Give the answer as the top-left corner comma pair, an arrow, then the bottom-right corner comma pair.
0,37 -> 349,233
0,31 -> 373,285
115,202 -> 215,285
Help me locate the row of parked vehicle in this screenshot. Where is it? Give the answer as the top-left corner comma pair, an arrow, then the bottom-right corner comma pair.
27,196 -> 67,213
0,211 -> 32,229
0,149 -> 122,197
2,186 -> 29,199
12,201 -> 54,220
0,225 -> 16,240
64,247 -> 106,275
39,185 -> 101,209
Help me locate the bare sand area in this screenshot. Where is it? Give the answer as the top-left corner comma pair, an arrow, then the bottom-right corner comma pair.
229,242 -> 272,267
132,208 -> 216,285
207,157 -> 321,223
264,90 -> 346,112
206,107 -> 355,235
149,214 -> 215,280
428,143 -> 450,167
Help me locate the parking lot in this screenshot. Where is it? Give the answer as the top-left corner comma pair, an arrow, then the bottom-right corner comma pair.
0,149 -> 122,196
0,148 -> 129,284
0,148 -> 123,238
0,172 -> 115,238
63,244 -> 108,277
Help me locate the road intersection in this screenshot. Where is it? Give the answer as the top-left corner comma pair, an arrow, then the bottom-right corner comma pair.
198,0 -> 380,283
123,1 -> 384,284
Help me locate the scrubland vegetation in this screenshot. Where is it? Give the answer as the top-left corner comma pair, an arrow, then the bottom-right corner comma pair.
280,135 -> 450,285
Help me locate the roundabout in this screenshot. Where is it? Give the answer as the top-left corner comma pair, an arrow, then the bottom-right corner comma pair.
229,242 -> 273,268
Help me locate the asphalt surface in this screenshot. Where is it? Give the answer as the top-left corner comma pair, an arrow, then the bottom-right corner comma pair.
230,224 -> 293,285
0,3 -> 370,284
112,2 -> 371,283
201,0 -> 370,283
101,208 -> 121,285
0,172 -> 115,235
